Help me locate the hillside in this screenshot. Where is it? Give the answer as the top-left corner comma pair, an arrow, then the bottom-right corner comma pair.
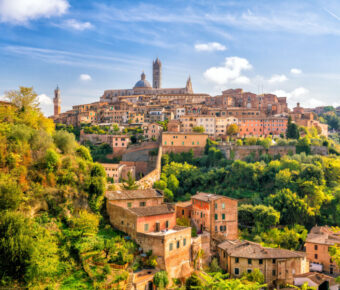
0,88 -> 135,289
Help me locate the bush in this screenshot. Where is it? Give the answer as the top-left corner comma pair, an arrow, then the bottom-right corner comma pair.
53,130 -> 77,154
153,271 -> 169,289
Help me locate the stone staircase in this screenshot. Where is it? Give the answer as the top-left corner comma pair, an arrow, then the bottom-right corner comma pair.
126,270 -> 134,290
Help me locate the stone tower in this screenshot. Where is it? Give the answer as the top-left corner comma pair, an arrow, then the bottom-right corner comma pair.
53,86 -> 61,116
186,76 -> 193,94
152,58 -> 162,89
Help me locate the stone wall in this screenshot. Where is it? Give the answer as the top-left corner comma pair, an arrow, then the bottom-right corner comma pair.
311,146 -> 328,156
112,146 -> 162,190
218,145 -> 328,161
162,146 -> 205,156
218,145 -> 296,160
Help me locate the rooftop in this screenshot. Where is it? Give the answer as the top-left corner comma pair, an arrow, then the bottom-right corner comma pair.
218,240 -> 306,259
294,272 -> 338,286
306,226 -> 340,245
191,192 -> 237,202
106,189 -> 163,200
130,203 -> 175,217
176,201 -> 192,208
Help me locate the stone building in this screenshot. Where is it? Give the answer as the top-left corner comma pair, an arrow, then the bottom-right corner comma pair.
162,132 -> 208,155
142,122 -> 163,140
106,188 -> 164,209
106,189 -> 193,279
218,240 -> 309,288
305,226 -> 340,275
100,163 -> 135,183
190,192 -> 238,240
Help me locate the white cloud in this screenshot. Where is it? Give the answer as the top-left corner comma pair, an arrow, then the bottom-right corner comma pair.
79,74 -> 92,81
62,19 -> 94,31
290,68 -> 302,75
195,42 -> 226,52
268,74 -> 288,83
204,56 -> 252,85
0,0 -> 69,24
271,87 -> 325,107
38,94 -> 53,105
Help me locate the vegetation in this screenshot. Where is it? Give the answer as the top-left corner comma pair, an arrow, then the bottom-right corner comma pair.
192,126 -> 205,133
0,87 -> 133,288
161,137 -> 340,250
153,271 -> 169,289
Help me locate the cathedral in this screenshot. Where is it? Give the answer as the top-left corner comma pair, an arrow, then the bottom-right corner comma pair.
100,58 -> 194,103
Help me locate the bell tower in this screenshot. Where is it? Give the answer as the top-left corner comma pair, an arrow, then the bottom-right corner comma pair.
53,86 -> 61,116
153,58 -> 162,89
186,76 -> 193,94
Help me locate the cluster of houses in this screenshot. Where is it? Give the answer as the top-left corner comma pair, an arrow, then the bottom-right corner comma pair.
51,59 -> 328,144
105,188 -> 339,289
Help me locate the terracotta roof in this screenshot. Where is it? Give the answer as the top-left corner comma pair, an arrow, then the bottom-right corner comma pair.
294,272 -> 337,286
306,226 -> 340,245
176,201 -> 192,208
106,189 -> 163,200
218,240 -> 306,259
191,192 -> 237,202
130,204 -> 175,217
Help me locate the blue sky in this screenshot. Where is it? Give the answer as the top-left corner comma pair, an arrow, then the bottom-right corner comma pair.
1,0 -> 340,115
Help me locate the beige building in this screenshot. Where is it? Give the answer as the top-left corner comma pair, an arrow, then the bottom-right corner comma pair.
101,163 -> 135,183
218,240 -> 309,288
142,122 -> 163,140
162,132 -> 208,155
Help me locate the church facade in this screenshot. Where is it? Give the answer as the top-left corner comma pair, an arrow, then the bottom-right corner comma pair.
100,58 -> 194,103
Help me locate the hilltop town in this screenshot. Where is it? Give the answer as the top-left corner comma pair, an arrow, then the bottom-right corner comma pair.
27,59 -> 340,289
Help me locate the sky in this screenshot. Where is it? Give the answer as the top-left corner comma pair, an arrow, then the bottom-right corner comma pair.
1,0 -> 340,116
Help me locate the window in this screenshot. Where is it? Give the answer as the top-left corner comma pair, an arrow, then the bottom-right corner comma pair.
177,241 -> 180,249
259,259 -> 263,265
215,226 -> 218,232
121,220 -> 124,225
182,210 -> 184,215
127,202 -> 132,208
164,141 -> 167,145
222,203 -> 225,209
220,226 -> 223,231
247,269 -> 252,273
165,220 -> 169,228
235,257 -> 239,263
183,238 -> 186,246
215,203 -> 217,209
144,224 -> 149,231
215,214 -> 218,220
248,259 -> 252,265
140,201 -> 146,207
314,245 -> 318,250
314,254 -> 318,259
222,213 -> 225,220
234,268 -> 239,275
272,259 -> 276,264
272,270 -> 276,276
200,212 -> 203,218
169,243 -> 173,251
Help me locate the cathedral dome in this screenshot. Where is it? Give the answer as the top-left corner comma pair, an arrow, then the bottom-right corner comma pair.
134,72 -> 152,89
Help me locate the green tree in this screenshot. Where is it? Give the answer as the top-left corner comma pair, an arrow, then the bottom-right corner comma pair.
122,172 -> 139,190
0,174 -> 23,210
192,126 -> 205,133
227,124 -> 239,139
167,174 -> 179,194
5,86 -> 40,111
53,130 -> 77,154
71,210 -> 100,236
163,188 -> 174,202
242,268 -> 265,284
209,258 -> 222,273
44,148 -> 60,172
153,271 -> 169,289
286,116 -> 300,139
76,145 -> 93,161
